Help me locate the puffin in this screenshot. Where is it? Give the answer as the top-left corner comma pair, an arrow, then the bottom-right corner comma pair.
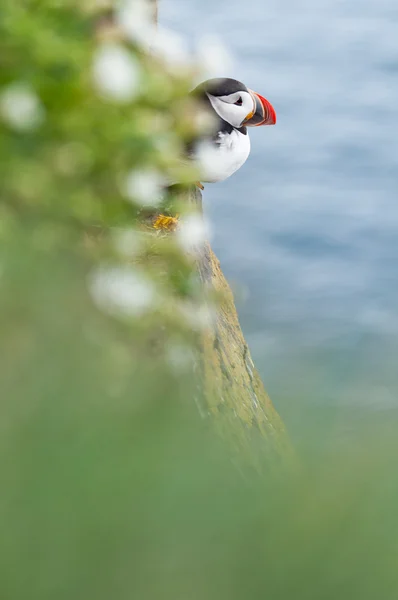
189,77 -> 276,187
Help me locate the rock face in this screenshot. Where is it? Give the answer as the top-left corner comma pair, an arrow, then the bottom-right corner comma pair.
190,187 -> 292,463
146,0 -> 292,463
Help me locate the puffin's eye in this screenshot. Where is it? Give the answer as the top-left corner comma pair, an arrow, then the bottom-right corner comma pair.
234,97 -> 243,106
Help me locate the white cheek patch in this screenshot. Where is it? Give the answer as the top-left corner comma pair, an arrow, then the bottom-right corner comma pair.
206,92 -> 252,128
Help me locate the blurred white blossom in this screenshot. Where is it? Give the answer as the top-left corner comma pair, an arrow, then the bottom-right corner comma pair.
93,43 -> 140,103
117,1 -> 192,71
0,82 -> 45,131
177,213 -> 210,253
150,27 -> 192,70
193,107 -> 218,136
179,300 -> 216,331
195,139 -> 228,183
89,266 -> 155,318
123,167 -> 165,207
166,342 -> 195,372
196,35 -> 232,79
116,0 -> 155,46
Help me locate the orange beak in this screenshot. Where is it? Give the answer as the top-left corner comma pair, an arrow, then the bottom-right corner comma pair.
244,89 -> 277,126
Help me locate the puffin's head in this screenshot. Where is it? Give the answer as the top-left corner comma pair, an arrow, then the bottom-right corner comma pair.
194,77 -> 276,129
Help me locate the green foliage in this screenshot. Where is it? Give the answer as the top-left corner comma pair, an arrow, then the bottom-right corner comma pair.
1,2 -> 398,599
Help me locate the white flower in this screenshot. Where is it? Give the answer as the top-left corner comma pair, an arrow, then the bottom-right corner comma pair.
193,107 -> 217,136
123,167 -> 165,206
166,342 -> 195,372
116,0 -> 155,46
0,82 -> 45,131
92,43 -> 140,103
179,300 -> 216,331
196,35 -> 232,79
88,265 -> 155,318
150,27 -> 192,70
195,139 -> 229,183
117,1 -> 191,70
177,213 -> 210,253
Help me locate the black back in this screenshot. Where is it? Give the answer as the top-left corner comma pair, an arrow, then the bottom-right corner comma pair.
191,78 -> 248,98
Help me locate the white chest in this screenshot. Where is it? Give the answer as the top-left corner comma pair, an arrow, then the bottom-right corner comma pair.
196,129 -> 251,183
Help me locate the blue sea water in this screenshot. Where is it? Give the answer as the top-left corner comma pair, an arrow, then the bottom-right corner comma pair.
161,0 -> 398,430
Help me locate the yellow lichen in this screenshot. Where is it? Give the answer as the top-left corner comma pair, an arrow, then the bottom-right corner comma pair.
153,214 -> 179,232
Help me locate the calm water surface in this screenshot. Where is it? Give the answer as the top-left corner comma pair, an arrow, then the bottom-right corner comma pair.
161,0 -> 398,432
